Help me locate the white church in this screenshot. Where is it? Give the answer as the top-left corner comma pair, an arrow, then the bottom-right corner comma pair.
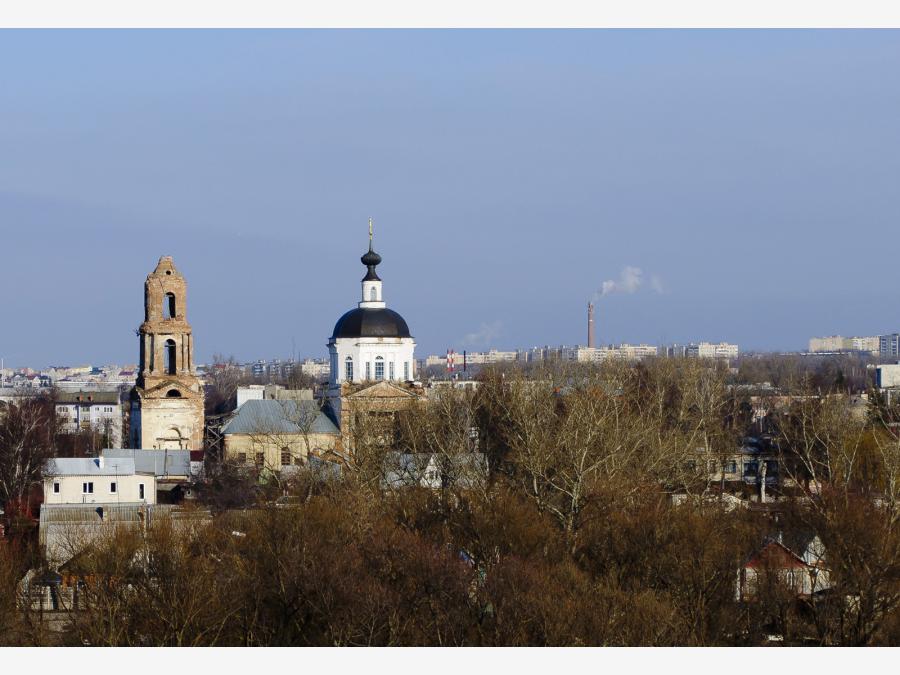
324,221 -> 424,444
326,220 -> 417,387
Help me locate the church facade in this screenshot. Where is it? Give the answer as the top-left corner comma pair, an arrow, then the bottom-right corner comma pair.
130,256 -> 205,450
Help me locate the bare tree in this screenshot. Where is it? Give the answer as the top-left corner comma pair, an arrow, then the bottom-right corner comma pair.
0,394 -> 55,518
477,362 -> 676,552
205,354 -> 249,416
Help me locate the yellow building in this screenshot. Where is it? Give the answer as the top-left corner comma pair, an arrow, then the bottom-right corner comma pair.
222,399 -> 340,471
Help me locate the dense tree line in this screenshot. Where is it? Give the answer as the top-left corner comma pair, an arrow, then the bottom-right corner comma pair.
733,353 -> 880,394
1,358 -> 898,646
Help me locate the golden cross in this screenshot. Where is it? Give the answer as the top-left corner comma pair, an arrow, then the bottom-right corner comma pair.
368,217 -> 373,242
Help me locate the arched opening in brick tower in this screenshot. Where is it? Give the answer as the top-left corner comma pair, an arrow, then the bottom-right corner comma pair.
164,292 -> 176,319
165,339 -> 177,375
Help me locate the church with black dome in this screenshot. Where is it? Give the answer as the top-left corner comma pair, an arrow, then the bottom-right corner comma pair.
324,220 -> 422,444
327,220 -> 417,387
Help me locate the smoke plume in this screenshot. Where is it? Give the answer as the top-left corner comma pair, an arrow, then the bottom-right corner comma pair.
594,266 -> 664,300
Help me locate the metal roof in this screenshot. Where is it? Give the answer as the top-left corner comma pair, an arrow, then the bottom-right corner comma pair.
56,390 -> 120,404
102,449 -> 190,478
45,457 -> 137,476
222,399 -> 340,436
331,307 -> 411,339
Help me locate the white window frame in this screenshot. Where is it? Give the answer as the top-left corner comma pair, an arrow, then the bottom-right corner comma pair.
110,481 -> 117,494
53,481 -> 60,494
82,481 -> 94,494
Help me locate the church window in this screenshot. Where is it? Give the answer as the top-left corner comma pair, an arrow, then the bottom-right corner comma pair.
345,357 -> 353,381
404,361 -> 409,381
166,389 -> 181,398
375,357 -> 384,380
281,449 -> 291,466
389,361 -> 394,380
165,339 -> 177,375
255,453 -> 265,467
370,287 -> 377,301
164,292 -> 176,319
365,362 -> 371,380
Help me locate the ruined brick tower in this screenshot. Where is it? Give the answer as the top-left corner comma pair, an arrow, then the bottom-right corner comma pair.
130,256 -> 204,450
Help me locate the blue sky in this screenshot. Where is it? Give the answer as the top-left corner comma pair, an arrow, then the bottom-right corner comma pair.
1,30 -> 899,367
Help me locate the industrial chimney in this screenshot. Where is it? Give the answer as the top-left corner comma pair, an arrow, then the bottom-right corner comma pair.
587,302 -> 595,348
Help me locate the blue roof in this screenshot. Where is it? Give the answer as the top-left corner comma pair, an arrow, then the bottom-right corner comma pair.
222,399 -> 339,436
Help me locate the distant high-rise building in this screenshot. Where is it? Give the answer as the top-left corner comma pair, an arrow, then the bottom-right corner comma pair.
881,334 -> 900,358
809,335 -> 880,354
849,336 -> 880,353
685,342 -> 739,359
809,336 -> 846,353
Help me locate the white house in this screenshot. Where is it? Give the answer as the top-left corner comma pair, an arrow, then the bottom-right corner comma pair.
736,533 -> 830,602
43,457 -> 156,505
382,452 -> 488,490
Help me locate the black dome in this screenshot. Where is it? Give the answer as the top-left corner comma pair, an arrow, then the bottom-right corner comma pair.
361,249 -> 382,267
331,308 -> 411,339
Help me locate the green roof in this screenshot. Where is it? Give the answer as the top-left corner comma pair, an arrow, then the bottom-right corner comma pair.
223,399 -> 339,436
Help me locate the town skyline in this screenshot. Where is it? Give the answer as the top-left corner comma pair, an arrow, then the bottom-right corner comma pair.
2,30 -> 899,365
3,6 -> 900,651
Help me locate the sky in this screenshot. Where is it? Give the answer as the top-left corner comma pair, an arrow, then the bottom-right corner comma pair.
1,29 -> 899,368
